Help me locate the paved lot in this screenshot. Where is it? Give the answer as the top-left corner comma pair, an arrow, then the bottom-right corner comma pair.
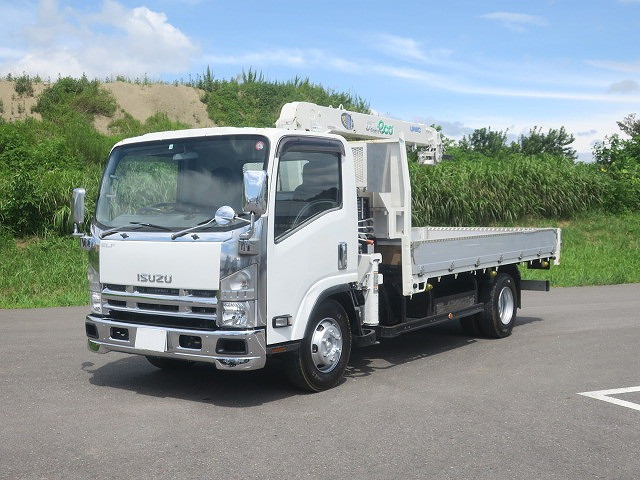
1,284 -> 639,479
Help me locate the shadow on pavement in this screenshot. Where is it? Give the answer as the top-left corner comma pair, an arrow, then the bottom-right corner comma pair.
346,315 -> 543,379
515,315 -> 544,327
81,316 -> 543,404
347,321 -> 473,379
82,356 -> 298,407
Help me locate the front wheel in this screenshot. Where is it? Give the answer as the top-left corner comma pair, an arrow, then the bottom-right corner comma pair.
286,299 -> 352,392
479,273 -> 517,338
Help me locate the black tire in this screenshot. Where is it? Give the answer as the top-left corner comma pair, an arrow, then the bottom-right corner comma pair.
286,299 -> 352,392
479,273 -> 517,338
145,356 -> 195,370
460,313 -> 483,337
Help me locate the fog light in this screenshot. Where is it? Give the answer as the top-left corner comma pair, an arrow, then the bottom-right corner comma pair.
90,290 -> 103,314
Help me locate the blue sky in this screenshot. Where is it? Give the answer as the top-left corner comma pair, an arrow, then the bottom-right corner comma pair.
1,0 -> 639,160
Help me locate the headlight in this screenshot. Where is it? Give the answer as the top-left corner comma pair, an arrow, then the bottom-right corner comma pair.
88,263 -> 102,314
219,301 -> 256,328
219,265 -> 259,327
220,264 -> 257,301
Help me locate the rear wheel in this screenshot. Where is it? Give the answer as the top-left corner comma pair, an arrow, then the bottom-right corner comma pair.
286,299 -> 352,392
145,356 -> 195,370
479,273 -> 517,338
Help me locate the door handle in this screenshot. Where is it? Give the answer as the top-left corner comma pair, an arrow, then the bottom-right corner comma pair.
338,242 -> 347,270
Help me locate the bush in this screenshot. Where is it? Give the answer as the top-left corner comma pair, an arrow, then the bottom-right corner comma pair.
109,112 -> 190,137
14,74 -> 34,97
33,76 -> 117,120
202,70 -> 369,127
0,119 -> 102,236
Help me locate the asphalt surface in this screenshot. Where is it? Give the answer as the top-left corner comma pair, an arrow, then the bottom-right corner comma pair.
1,284 -> 639,480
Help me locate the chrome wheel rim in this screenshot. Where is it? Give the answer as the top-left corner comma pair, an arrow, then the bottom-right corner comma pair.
310,318 -> 343,373
498,286 -> 515,326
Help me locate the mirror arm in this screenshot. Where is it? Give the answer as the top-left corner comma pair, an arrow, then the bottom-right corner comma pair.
239,212 -> 255,240
72,223 -> 84,238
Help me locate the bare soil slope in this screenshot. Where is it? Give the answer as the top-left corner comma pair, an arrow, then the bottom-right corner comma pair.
0,80 -> 214,132
0,81 -> 46,122
97,82 -> 213,132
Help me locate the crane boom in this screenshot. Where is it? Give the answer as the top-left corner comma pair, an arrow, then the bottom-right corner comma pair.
276,102 -> 443,164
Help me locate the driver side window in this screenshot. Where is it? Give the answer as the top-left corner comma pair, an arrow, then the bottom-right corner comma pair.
274,149 -> 342,240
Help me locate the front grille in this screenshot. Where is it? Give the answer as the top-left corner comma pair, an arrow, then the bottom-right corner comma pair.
137,286 -> 180,296
109,310 -> 217,331
102,283 -> 217,330
105,284 -> 126,292
137,302 -> 179,312
190,289 -> 216,298
192,307 -> 216,314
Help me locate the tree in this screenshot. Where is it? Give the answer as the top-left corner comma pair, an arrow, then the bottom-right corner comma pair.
516,126 -> 577,160
617,113 -> 640,138
459,127 -> 509,156
593,113 -> 639,167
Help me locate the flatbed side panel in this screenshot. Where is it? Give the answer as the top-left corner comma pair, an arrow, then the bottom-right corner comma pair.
410,227 -> 559,281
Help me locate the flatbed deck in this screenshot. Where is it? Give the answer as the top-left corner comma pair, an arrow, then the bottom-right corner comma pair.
410,226 -> 561,281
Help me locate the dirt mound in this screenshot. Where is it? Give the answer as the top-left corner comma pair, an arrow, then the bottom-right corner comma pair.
0,81 -> 45,122
96,82 -> 214,132
0,80 -> 214,132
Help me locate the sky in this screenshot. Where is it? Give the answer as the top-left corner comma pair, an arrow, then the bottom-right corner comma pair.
1,0 -> 639,160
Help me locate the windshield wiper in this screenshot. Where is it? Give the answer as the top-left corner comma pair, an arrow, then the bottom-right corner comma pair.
170,217 -> 218,240
100,222 -> 172,239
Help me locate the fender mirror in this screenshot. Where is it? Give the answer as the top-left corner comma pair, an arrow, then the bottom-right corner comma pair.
242,170 -> 267,216
71,188 -> 86,237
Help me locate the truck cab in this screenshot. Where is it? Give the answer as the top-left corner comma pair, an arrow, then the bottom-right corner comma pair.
77,126 -> 360,390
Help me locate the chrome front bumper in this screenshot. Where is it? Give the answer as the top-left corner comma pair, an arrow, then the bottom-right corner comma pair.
85,315 -> 266,370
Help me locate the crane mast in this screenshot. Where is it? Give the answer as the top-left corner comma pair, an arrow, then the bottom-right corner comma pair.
276,102 -> 443,164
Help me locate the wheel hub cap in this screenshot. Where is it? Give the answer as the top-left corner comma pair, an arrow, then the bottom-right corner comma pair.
498,286 -> 515,326
310,318 -> 343,373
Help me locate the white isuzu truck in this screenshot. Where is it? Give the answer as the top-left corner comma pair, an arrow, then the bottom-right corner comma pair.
72,102 -> 560,391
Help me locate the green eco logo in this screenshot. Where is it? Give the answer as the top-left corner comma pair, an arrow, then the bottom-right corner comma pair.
378,120 -> 394,135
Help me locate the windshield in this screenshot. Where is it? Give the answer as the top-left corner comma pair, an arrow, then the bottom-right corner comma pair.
95,135 -> 269,231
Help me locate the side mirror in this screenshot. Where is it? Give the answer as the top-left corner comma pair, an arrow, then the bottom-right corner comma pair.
242,170 -> 267,216
71,188 -> 86,237
214,205 -> 236,226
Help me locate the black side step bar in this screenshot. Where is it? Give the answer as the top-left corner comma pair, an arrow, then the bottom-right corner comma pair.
520,280 -> 550,292
376,304 -> 484,339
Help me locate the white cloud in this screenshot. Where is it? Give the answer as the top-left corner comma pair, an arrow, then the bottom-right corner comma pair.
576,129 -> 598,137
608,79 -> 640,93
375,34 -> 428,62
0,0 -> 198,79
203,46 -> 640,105
372,34 -> 453,64
204,49 -> 315,68
586,59 -> 640,74
481,12 -> 548,32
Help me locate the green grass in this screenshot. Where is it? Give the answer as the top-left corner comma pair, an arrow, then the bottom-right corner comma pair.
518,211 -> 640,286
0,212 -> 637,309
0,234 -> 87,308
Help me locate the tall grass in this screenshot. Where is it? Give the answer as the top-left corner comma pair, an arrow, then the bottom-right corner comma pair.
410,154 -> 608,226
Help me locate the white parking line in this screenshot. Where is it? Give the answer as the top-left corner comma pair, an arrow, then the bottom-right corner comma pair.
578,386 -> 640,412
